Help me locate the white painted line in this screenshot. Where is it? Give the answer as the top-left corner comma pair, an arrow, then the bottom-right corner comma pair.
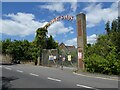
0,66 -> 2,67
73,72 -> 119,81
29,73 -> 39,77
16,70 -> 23,73
47,77 -> 61,82
7,66 -> 13,68
76,84 -> 93,89
5,67 -> 12,70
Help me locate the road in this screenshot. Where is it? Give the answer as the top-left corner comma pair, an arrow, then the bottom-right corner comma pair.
0,64 -> 119,89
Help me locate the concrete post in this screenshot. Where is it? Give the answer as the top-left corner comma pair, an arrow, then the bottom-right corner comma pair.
37,56 -> 40,66
76,13 -> 86,70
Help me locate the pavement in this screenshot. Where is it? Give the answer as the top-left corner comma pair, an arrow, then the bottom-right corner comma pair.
0,64 -> 119,89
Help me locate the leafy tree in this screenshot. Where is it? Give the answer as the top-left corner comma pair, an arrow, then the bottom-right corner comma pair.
84,18 -> 120,75
35,28 -> 47,49
1,27 -> 58,65
105,21 -> 110,34
34,28 -> 48,65
46,35 -> 58,49
2,39 -> 12,55
111,20 -> 117,32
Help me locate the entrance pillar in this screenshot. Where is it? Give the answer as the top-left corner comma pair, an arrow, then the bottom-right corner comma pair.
76,13 -> 86,70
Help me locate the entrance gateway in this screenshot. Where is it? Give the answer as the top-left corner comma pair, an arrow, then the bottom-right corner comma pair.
38,13 -> 86,70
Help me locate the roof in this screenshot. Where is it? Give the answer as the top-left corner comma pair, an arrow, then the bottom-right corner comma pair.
66,46 -> 75,49
59,42 -> 76,50
59,42 -> 65,46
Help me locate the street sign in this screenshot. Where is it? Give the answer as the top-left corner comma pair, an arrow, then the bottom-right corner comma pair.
59,55 -> 62,58
62,57 -> 65,61
49,55 -> 54,60
68,55 -> 71,61
78,52 -> 82,59
54,56 -> 56,60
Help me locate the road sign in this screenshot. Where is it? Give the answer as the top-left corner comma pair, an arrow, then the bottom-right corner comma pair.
62,57 -> 65,61
59,55 -> 62,58
54,56 -> 56,60
68,55 -> 71,61
49,55 -> 54,60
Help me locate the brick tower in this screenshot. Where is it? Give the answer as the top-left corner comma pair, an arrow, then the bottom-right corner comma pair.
76,13 -> 86,70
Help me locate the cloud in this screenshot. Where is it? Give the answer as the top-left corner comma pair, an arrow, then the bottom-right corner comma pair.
70,31 -> 74,34
87,0 -> 119,2
65,38 -> 77,47
39,2 -> 77,13
1,12 -> 74,38
39,2 -> 65,12
70,0 -> 77,12
64,34 -> 97,47
1,12 -> 48,37
48,21 -> 73,37
87,34 -> 97,44
82,2 -> 118,28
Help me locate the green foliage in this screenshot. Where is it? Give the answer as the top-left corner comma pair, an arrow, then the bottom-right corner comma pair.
2,39 -> 12,55
105,21 -> 110,34
84,18 -> 120,75
35,28 -> 47,49
46,35 -> 58,49
2,27 -> 58,63
2,39 -> 34,62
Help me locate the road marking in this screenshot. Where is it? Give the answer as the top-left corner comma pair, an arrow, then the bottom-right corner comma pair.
76,84 -> 93,89
73,72 -> 119,81
0,66 -> 2,68
7,66 -> 13,68
47,77 -> 61,82
5,67 -> 12,70
16,70 -> 23,73
29,73 -> 39,77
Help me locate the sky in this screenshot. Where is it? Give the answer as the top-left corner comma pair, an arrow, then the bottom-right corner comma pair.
1,1 -> 119,47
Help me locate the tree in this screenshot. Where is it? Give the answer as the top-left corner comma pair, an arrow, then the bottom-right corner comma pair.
46,35 -> 58,49
35,28 -> 48,49
84,18 -> 120,75
105,21 -> 110,34
111,20 -> 117,32
2,39 -> 12,55
34,28 -> 48,65
2,39 -> 34,62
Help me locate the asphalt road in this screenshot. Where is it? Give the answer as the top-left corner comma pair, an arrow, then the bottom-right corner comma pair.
1,64 -> 119,89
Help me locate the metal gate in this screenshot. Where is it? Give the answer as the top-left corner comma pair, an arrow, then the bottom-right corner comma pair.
42,49 -> 58,67
41,48 -> 78,70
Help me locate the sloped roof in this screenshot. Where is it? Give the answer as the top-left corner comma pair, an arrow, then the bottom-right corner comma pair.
66,46 -> 75,49
59,42 -> 76,52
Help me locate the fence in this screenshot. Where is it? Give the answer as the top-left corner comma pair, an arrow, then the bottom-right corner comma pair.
41,49 -> 78,69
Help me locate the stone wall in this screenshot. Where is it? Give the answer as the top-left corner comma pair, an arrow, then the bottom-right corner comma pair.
0,54 -> 12,63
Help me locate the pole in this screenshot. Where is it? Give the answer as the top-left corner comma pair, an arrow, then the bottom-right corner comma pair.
61,59 -> 63,70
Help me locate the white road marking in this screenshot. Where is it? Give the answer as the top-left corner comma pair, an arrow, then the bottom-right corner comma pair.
29,73 -> 39,77
73,72 -> 119,81
47,77 -> 61,82
76,84 -> 93,89
7,66 -> 13,68
0,66 -> 2,67
5,67 -> 12,70
16,70 -> 23,73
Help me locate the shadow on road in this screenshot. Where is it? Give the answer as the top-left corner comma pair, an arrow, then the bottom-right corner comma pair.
1,76 -> 19,90
0,63 -> 18,65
